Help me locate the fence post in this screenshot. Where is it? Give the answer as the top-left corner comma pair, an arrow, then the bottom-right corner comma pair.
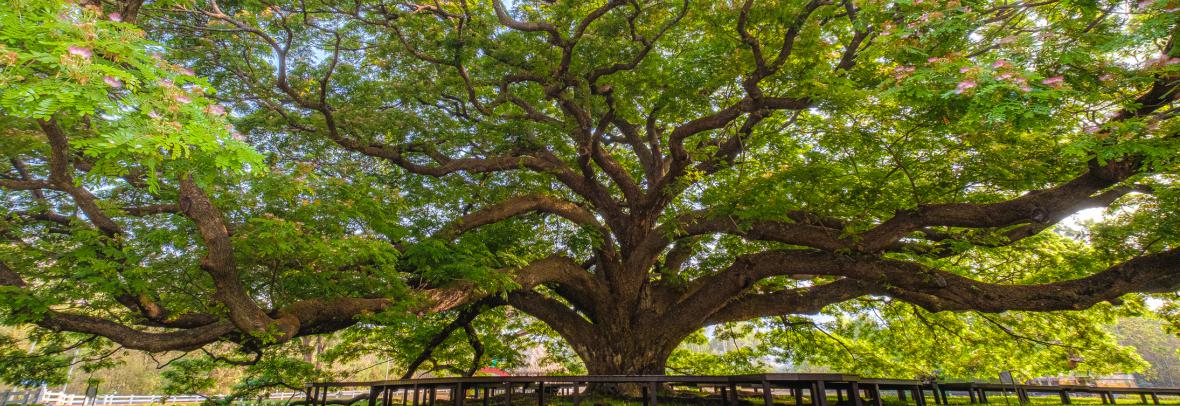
368,386 -> 381,406
648,381 -> 658,406
814,381 -> 828,406
761,381 -> 773,406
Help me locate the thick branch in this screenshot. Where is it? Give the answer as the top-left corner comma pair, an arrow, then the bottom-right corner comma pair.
662,250 -> 845,329
859,159 -> 1138,252
437,194 -> 605,238
38,119 -> 122,236
506,290 -> 597,346
856,249 -> 1180,312
38,313 -> 235,352
419,254 -> 596,313
491,0 -> 566,46
707,279 -> 870,324
177,177 -> 278,335
724,248 -> 1180,314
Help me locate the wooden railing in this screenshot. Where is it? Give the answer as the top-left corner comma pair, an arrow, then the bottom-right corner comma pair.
308,374 -> 1180,406
3,389 -> 353,406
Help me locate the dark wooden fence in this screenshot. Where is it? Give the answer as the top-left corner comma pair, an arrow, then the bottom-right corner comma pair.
307,374 -> 1180,406
936,382 -> 1180,405
0,390 -> 41,406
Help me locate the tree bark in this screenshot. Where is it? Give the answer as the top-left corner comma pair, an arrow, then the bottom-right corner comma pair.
578,341 -> 675,375
563,328 -> 681,397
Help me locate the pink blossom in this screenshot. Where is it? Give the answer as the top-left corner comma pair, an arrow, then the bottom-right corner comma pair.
893,65 -> 916,80
102,76 -> 122,88
1146,54 -> 1170,66
954,80 -> 977,94
67,45 -> 92,59
992,59 -> 1009,69
1020,85 -> 1032,92
232,132 -> 246,141
173,94 -> 192,104
1084,125 -> 1100,133
1168,58 -> 1180,65
927,57 -> 941,63
178,67 -> 195,76
1099,73 -> 1115,81
108,12 -> 122,22
960,66 -> 972,73
997,72 -> 1014,80
207,104 -> 226,116
148,111 -> 161,119
1042,76 -> 1065,87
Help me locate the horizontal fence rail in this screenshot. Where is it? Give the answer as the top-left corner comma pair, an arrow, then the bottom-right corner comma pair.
308,375 -> 1180,406
0,389 -> 356,406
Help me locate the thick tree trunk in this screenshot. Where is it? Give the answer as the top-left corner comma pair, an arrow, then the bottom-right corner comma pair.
579,344 -> 673,375
562,329 -> 682,397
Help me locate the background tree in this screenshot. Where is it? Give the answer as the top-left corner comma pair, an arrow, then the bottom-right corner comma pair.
3,0 -> 1180,382
1116,317 -> 1180,387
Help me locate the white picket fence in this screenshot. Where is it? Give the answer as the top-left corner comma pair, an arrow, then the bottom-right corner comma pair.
1,389 -> 368,406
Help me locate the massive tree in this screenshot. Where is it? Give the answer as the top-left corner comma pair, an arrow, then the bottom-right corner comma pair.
3,0 -> 1180,378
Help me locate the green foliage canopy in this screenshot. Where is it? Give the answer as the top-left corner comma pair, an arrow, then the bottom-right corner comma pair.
1,0 -> 1180,387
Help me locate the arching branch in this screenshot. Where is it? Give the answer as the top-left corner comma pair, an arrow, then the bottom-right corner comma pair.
856,248 -> 1180,312
491,0 -> 566,46
506,290 -> 597,347
419,254 -> 596,313
437,194 -> 606,239
717,247 -> 1180,314
707,279 -> 871,324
